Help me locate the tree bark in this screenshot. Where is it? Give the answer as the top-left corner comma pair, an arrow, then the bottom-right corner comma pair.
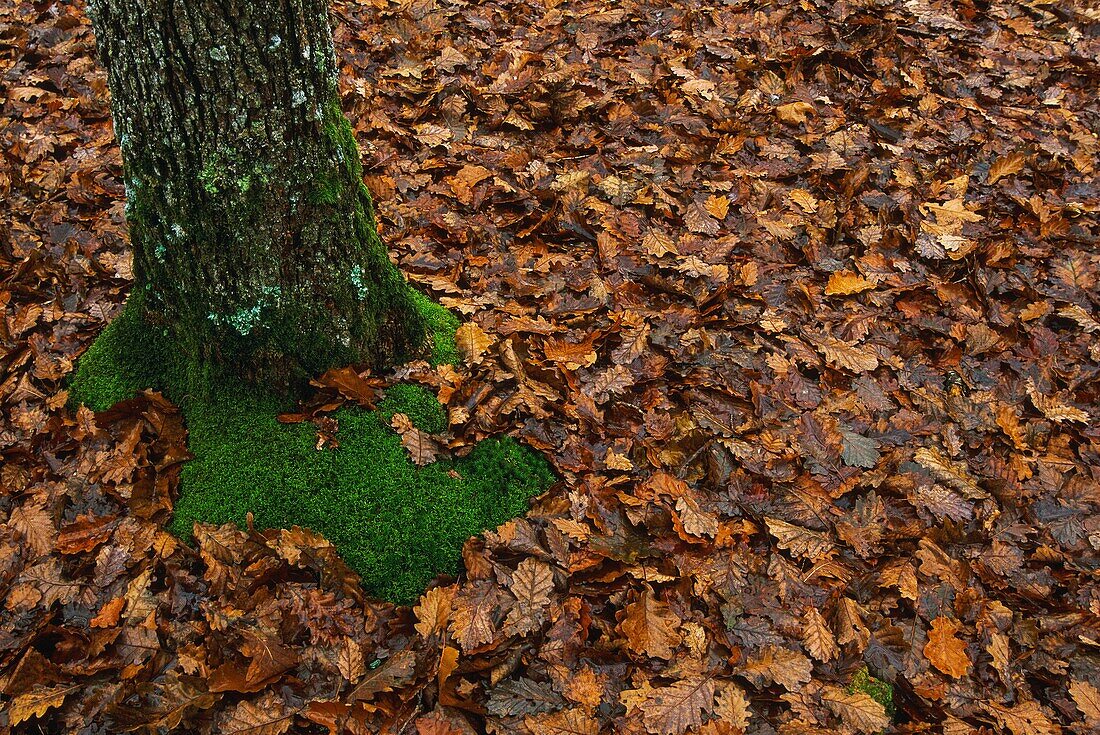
86,0 -> 425,389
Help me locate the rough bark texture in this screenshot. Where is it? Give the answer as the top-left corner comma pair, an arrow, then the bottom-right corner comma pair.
86,0 -> 425,389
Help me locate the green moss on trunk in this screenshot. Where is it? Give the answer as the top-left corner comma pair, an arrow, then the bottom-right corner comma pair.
88,0 -> 428,391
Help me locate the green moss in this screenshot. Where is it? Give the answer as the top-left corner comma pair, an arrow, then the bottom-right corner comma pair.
307,171 -> 343,206
378,383 -> 447,433
68,298 -> 159,412
69,294 -> 554,604
410,288 -> 460,366
849,667 -> 895,721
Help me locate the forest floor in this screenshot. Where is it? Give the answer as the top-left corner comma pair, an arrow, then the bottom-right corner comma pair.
2,0 -> 1099,733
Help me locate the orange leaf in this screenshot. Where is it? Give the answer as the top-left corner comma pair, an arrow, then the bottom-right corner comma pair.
924,617 -> 970,678
776,101 -> 813,125
988,151 -> 1027,184
825,271 -> 876,296
414,586 -> 455,638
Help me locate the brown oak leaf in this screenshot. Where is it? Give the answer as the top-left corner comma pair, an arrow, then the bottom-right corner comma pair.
822,686 -> 891,734
639,678 -> 715,735
620,588 -> 682,660
391,413 -> 443,466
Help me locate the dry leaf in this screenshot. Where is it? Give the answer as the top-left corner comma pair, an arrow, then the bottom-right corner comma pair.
776,101 -> 814,125
347,650 -> 417,702
448,164 -> 493,205
988,151 -> 1027,184
822,686 -> 891,734
543,336 -> 598,370
390,413 -> 443,466
825,271 -> 876,296
925,617 -> 970,679
415,586 -> 455,638
505,558 -> 554,636
639,678 -> 715,735
9,685 -> 79,727
741,646 -> 813,690
802,608 -> 839,662
455,321 -> 494,364
220,693 -> 296,735
1070,680 -> 1100,724
765,517 -> 835,562
811,335 -> 879,373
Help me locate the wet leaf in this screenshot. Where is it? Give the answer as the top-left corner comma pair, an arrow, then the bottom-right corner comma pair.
620,588 -> 682,660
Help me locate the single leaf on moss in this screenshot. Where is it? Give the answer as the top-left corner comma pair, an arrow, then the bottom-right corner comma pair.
390,412 -> 443,466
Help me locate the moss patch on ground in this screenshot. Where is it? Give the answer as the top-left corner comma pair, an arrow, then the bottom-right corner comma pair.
849,666 -> 896,721
69,290 -> 553,603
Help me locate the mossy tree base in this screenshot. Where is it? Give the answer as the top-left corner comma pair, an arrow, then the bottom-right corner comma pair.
69,294 -> 552,604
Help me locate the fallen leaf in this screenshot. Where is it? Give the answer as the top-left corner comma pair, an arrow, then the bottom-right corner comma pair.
825,271 -> 876,296
415,586 -> 455,638
822,686 -> 891,734
802,608 -> 839,662
455,321 -> 494,364
925,617 -> 970,679
620,588 -> 682,660
10,685 -> 80,727
638,678 -> 715,735
811,335 -> 879,373
391,413 -> 443,465
220,692 -> 296,735
347,650 -> 417,702
776,101 -> 814,125
988,151 -> 1027,184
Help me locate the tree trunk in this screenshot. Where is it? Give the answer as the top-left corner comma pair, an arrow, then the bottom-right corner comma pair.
86,0 -> 425,390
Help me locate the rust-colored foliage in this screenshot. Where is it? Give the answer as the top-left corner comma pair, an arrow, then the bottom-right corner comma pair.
1,0 -> 1098,733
